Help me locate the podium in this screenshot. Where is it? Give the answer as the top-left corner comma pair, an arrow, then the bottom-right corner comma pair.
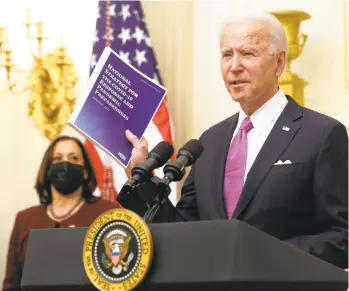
21,219 -> 347,291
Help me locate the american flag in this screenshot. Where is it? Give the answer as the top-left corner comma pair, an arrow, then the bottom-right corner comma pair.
86,0 -> 177,204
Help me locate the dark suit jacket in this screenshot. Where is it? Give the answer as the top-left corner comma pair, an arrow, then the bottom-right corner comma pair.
119,96 -> 348,269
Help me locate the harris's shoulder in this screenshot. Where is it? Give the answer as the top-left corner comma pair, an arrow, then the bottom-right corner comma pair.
14,205 -> 45,224
17,205 -> 45,218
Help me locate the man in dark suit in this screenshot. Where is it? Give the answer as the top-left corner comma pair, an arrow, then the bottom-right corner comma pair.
121,13 -> 348,269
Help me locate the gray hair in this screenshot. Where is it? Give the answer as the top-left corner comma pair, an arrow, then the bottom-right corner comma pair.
220,12 -> 288,56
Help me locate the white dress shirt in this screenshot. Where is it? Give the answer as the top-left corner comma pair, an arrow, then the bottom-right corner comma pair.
231,89 -> 288,182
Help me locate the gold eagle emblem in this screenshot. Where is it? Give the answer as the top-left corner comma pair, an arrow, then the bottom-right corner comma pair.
102,229 -> 134,274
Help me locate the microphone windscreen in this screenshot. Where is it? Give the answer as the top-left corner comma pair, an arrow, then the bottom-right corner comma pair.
178,139 -> 204,164
148,141 -> 174,167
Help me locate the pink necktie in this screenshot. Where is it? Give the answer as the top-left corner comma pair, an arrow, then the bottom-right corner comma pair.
224,117 -> 254,219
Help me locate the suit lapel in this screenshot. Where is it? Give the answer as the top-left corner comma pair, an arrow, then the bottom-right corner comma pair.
232,97 -> 303,219
214,114 -> 238,219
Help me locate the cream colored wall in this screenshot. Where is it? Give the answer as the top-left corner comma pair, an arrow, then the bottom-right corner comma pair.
142,1 -> 194,151
192,0 -> 348,136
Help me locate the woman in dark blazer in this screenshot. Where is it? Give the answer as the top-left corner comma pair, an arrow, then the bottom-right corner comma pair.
2,135 -> 122,291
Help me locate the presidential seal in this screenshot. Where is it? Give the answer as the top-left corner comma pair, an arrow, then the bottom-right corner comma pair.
83,208 -> 153,291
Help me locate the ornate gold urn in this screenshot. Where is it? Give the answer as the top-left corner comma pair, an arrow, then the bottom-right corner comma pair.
270,10 -> 311,106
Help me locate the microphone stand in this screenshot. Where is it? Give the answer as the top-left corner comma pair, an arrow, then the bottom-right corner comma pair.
119,175 -> 172,223
143,164 -> 186,223
143,177 -> 172,223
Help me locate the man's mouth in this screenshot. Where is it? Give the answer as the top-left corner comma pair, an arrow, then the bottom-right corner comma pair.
231,81 -> 248,85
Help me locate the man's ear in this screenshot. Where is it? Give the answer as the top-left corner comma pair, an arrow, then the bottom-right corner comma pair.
275,50 -> 286,77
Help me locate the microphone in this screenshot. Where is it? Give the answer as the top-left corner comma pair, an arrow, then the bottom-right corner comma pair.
122,141 -> 174,192
142,139 -> 204,223
161,139 -> 204,186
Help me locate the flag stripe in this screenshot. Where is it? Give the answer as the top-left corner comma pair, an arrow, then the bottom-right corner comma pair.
153,100 -> 173,145
85,139 -> 108,191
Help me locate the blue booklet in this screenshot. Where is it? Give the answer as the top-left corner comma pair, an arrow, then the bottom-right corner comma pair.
69,46 -> 167,168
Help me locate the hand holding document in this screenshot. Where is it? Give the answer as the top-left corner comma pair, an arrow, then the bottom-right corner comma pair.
69,46 -> 167,168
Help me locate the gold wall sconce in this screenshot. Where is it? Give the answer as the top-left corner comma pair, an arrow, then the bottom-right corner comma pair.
0,8 -> 79,140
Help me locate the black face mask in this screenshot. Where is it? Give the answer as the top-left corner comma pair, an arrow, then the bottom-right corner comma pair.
48,162 -> 85,195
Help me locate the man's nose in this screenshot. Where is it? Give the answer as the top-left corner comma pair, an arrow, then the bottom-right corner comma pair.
230,55 -> 243,72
